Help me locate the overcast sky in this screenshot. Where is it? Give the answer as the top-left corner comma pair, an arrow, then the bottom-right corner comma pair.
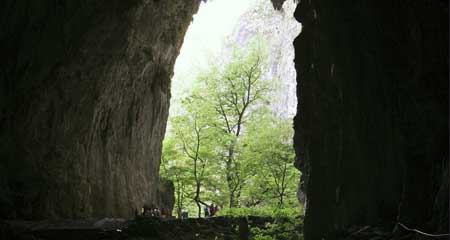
171,0 -> 258,100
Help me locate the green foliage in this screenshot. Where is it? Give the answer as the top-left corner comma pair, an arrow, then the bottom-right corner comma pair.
250,217 -> 304,240
240,115 -> 300,208
218,206 -> 302,218
161,37 -> 302,218
191,38 -> 273,208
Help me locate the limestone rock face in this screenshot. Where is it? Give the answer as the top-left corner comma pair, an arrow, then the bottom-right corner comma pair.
293,1 -> 448,239
157,180 -> 175,211
0,0 -> 200,219
232,0 -> 301,118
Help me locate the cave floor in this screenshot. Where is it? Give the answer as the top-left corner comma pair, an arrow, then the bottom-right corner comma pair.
1,216 -> 429,240
1,216 -> 277,240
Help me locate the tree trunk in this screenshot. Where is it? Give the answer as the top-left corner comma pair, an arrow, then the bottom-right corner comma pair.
196,201 -> 201,218
226,148 -> 237,208
194,181 -> 202,218
177,182 -> 182,219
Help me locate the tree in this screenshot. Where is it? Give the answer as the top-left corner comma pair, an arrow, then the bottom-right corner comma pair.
196,39 -> 271,207
241,114 -> 299,208
168,95 -> 220,217
161,37 -> 301,214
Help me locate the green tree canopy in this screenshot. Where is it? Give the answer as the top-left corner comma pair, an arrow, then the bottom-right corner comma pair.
161,37 -> 301,217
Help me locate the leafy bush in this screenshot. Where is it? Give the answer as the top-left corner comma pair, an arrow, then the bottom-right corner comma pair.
216,206 -> 304,240
250,216 -> 303,240
217,206 -> 302,218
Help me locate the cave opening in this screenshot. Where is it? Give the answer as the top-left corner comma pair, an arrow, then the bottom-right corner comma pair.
159,0 -> 303,235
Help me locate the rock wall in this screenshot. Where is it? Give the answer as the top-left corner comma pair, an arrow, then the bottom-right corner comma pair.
157,180 -> 175,211
293,1 -> 448,239
232,0 -> 301,118
0,0 -> 199,219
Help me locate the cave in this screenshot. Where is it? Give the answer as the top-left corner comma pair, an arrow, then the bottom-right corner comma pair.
0,0 -> 448,239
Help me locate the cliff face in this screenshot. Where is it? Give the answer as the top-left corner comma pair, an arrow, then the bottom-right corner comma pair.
0,0 -> 199,219
232,0 -> 300,118
293,1 -> 448,239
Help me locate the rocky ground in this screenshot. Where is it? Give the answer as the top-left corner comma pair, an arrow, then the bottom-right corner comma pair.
2,216 -> 441,240
0,216 -> 286,240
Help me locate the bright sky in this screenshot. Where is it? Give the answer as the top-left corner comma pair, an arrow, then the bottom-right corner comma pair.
171,0 -> 258,99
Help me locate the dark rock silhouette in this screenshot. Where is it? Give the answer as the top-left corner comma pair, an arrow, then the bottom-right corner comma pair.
0,0 -> 200,219
271,0 -> 288,10
1,216 -> 284,240
293,1 -> 448,238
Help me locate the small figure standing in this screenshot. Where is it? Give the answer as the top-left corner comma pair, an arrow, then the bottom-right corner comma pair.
161,208 -> 166,219
144,205 -> 154,216
166,208 -> 174,219
209,204 -> 215,217
204,205 -> 210,217
153,208 -> 161,217
134,207 -> 139,218
161,207 -> 172,219
214,204 -> 219,215
181,210 -> 189,219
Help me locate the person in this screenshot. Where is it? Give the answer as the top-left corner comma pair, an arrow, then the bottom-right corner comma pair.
134,207 -> 139,218
144,204 -> 155,216
204,205 -> 210,217
166,208 -> 175,219
181,210 -> 189,219
161,207 -> 172,219
209,204 -> 215,217
153,208 -> 161,217
214,204 -> 219,215
161,208 -> 167,219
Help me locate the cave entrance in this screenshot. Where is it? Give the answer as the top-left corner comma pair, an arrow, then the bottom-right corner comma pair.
160,0 -> 302,235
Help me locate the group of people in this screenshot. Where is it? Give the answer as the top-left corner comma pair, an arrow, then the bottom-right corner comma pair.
134,203 -> 219,220
204,203 -> 219,217
135,205 -> 173,219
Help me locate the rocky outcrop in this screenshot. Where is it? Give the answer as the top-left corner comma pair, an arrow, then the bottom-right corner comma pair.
293,1 -> 448,239
0,0 -> 200,219
157,180 -> 175,211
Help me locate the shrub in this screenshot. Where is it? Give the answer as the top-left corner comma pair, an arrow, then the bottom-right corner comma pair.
217,206 -> 302,218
